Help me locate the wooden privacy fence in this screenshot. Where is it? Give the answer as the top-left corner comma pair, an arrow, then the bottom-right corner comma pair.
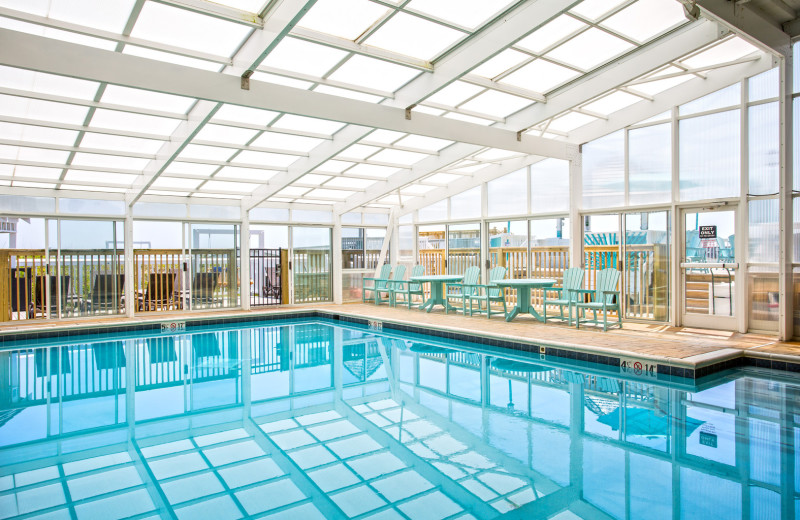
293,249 -> 331,303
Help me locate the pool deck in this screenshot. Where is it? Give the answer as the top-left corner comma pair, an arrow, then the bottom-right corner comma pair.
1,302 -> 799,371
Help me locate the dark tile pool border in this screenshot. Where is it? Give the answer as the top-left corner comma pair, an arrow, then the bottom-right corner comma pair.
0,308 -> 796,380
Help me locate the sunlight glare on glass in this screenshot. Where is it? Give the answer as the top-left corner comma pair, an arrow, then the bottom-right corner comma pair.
297,0 -> 389,40
365,12 -> 464,61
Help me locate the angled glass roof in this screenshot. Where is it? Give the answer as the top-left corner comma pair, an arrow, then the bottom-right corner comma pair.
0,0 -> 776,208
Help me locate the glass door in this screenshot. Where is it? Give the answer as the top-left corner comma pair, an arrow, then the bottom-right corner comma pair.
488,220 -> 528,279
583,213 -> 621,290
680,207 -> 737,329
291,226 -> 331,304
624,211 -> 670,321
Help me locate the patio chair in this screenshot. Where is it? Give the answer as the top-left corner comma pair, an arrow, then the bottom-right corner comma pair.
138,272 -> 176,311
389,264 -> 425,308
542,267 -> 584,325
32,274 -> 71,318
465,266 -> 508,319
262,265 -> 281,300
362,264 -> 392,303
82,273 -> 125,314
444,266 -> 480,315
373,264 -> 405,305
572,268 -> 622,331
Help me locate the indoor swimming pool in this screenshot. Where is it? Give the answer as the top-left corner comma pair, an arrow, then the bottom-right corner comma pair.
0,318 -> 796,520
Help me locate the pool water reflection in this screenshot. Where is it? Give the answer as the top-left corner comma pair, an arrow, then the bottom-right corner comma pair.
0,319 -> 796,519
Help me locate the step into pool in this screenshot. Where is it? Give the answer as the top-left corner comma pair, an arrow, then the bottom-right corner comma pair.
0,318 -> 795,519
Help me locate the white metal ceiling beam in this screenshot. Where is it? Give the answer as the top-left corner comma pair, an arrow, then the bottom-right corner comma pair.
152,0 -> 264,27
503,20 -> 725,131
333,142 -> 484,214
397,153 -> 547,216
568,53 -> 774,144
0,29 -> 566,158
690,0 -> 792,54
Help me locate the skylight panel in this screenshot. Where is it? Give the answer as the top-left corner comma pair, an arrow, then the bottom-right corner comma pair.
164,162 -> 219,176
0,17 -> 117,51
313,85 -> 385,103
297,173 -> 332,184
297,0 -> 388,40
179,144 -> 237,162
0,122 -> 78,146
365,12 -> 464,61
80,133 -> 164,155
215,165 -> 277,181
472,148 -> 524,161
261,37 -> 349,77
365,129 -> 406,145
276,186 -> 311,197
601,0 -> 686,43
377,194 -> 402,205
328,55 -> 421,93
0,95 -> 89,125
13,181 -> 56,188
101,85 -> 196,115
346,164 -> 401,178
251,132 -> 324,153
306,188 -> 353,199
122,45 -> 223,72
72,152 -> 150,170
131,2 -> 251,57
570,0 -> 629,21
400,184 -> 435,195
251,72 -> 314,90
500,59 -> 579,93
213,0 -> 268,12
448,163 -> 486,173
194,124 -> 259,146
233,150 -> 299,167
413,105 -> 445,116
394,135 -> 453,152
426,81 -> 484,106
581,91 -> 641,115
680,37 -> 760,69
201,180 -> 259,192
8,165 -> 61,180
324,176 -> 375,189
90,109 -> 182,136
338,144 -> 381,160
316,160 -> 355,173
38,0 -> 137,33
544,27 -> 634,71
214,105 -> 280,126
0,66 -> 100,100
470,49 -> 529,80
152,177 -> 203,190
64,170 -> 137,185
191,192 -> 242,200
405,0 -> 515,30
425,172 -> 462,184
373,149 -> 429,165
268,197 -> 295,203
271,115 -> 345,136
146,189 -> 190,196
443,112 -> 493,125
0,145 -> 69,164
515,15 -> 586,54
547,111 -> 597,132
629,75 -> 692,96
458,89 -> 533,118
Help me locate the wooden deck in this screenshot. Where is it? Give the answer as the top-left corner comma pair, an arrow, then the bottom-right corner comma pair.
0,302 -> 798,368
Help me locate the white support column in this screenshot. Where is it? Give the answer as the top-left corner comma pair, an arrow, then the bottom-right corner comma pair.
124,208 -> 134,318
390,214 -> 399,266
738,76 -> 749,334
670,106 -> 680,327
568,147 -> 583,270
481,181 -> 489,283
332,219 -> 342,304
240,209 -> 250,311
373,209 -> 396,277
779,48 -> 794,340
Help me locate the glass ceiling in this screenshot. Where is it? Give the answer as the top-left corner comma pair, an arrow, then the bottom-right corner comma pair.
0,0 -> 772,211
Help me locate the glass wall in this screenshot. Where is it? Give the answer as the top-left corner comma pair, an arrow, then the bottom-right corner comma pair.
447,223 -> 480,275
293,226 -> 331,303
341,226 -> 387,302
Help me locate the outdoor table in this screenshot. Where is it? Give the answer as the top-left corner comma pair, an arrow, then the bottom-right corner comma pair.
410,275 -> 464,313
494,278 -> 557,322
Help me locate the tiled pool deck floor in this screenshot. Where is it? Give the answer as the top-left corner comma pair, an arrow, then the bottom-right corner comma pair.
1,302 -> 799,371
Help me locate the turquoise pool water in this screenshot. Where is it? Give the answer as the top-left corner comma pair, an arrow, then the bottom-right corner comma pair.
0,318 -> 796,520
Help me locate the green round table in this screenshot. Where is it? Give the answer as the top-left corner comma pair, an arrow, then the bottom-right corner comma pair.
494,278 -> 557,322
410,275 -> 464,313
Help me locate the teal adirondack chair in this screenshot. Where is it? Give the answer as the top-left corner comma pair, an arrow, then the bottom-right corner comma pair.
444,266 -> 480,314
542,267 -> 584,325
573,268 -> 622,331
389,264 -> 425,308
466,266 -> 508,319
362,264 -> 391,303
374,264 -> 406,304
